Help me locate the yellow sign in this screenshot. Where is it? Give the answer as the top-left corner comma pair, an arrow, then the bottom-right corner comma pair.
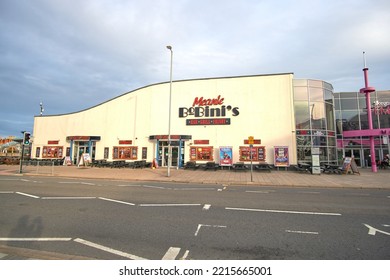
248,136 -> 254,145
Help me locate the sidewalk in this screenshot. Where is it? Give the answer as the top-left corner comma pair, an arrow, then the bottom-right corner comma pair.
1,164 -> 389,189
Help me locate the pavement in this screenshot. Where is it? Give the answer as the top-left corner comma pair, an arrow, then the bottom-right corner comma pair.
0,163 -> 389,189
1,163 -> 389,260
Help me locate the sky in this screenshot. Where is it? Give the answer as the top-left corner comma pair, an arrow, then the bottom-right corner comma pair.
0,0 -> 389,138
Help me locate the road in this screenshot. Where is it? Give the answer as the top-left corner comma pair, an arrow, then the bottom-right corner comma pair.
0,175 -> 389,260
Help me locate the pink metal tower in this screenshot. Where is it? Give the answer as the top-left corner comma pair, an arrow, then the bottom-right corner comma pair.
359,52 -> 377,172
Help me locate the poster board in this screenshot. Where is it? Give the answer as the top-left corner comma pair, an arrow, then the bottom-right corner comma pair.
341,157 -> 360,175
64,156 -> 72,166
274,146 -> 289,167
78,153 -> 92,167
219,146 -> 233,166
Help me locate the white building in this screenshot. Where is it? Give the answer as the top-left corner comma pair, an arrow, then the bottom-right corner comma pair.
32,73 -> 337,168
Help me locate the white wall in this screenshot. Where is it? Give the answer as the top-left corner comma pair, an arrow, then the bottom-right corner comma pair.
32,73 -> 297,164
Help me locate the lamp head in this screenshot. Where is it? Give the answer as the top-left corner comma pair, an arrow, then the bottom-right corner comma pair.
166,45 -> 172,50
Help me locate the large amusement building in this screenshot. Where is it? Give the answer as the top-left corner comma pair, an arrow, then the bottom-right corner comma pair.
31,73 -> 390,168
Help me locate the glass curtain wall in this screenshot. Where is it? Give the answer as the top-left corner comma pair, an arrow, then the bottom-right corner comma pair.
293,79 -> 337,164
334,90 -> 390,166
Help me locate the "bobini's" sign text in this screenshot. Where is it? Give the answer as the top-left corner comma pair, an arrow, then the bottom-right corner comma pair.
179,95 -> 239,125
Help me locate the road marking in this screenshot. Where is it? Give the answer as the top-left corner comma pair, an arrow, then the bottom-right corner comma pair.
383,224 -> 390,227
246,191 -> 272,194
298,191 -> 320,194
139,203 -> 201,207
226,207 -> 342,216
142,185 -> 167,189
74,238 -> 147,260
80,182 -> 95,186
15,192 -> 40,199
0,191 -> 14,194
203,204 -> 211,210
285,230 -> 319,235
174,187 -> 215,191
0,238 -> 72,241
58,181 -> 95,185
162,247 -> 181,260
194,224 -> 227,236
363,224 -> 390,236
181,250 -> 190,260
98,197 -> 136,206
41,197 -> 96,200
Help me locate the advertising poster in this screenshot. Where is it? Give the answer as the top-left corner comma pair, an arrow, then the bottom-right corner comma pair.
219,146 -> 233,166
274,146 -> 289,167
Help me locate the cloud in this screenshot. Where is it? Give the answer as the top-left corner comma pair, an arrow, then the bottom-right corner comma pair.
0,0 -> 389,137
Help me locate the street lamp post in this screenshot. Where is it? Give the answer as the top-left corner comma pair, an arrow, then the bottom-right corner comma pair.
166,45 -> 173,177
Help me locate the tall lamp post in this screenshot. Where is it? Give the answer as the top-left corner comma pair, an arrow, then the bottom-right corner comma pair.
166,45 -> 173,177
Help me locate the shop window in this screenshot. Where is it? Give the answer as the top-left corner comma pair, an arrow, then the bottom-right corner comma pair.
42,146 -> 63,158
239,146 -> 266,162
113,146 -> 138,160
104,147 -> 109,159
35,147 -> 41,158
142,147 -> 147,159
189,146 -> 213,161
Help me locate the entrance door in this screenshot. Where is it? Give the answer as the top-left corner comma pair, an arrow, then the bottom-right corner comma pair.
345,149 -> 361,166
162,146 -> 179,167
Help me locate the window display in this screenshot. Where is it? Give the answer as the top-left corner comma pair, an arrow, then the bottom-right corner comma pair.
42,146 -> 63,158
239,146 -> 266,161
113,146 -> 138,160
189,146 -> 214,161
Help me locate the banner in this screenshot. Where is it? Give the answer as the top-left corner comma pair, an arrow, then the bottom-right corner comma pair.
274,146 -> 289,167
219,146 -> 233,166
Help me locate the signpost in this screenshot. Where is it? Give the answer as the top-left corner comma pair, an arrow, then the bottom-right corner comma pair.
248,136 -> 254,182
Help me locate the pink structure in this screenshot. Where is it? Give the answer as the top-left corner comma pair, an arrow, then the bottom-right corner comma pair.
342,53 -> 390,172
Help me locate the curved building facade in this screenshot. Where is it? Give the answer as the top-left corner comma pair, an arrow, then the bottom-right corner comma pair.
31,73 -> 338,167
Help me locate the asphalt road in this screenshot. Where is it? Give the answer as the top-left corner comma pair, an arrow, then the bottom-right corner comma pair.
0,175 -> 389,260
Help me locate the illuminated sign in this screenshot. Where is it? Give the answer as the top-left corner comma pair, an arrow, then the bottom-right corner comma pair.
373,101 -> 390,115
179,95 -> 239,126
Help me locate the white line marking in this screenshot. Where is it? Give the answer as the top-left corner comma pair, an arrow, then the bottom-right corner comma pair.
98,197 -> 136,206
0,191 -> 14,194
118,184 -> 143,187
351,193 -> 370,196
139,203 -> 201,207
194,224 -> 227,236
174,187 -> 215,191
217,189 -> 223,192
383,224 -> 390,227
41,197 -> 96,200
162,247 -> 181,260
80,182 -> 95,186
73,238 -> 147,260
298,191 -> 320,194
226,207 -> 342,216
286,230 -> 319,235
59,182 -> 79,184
0,238 -> 72,241
142,185 -> 167,189
203,204 -> 211,210
181,250 -> 190,260
363,224 -> 390,236
246,191 -> 270,194
15,192 -> 40,199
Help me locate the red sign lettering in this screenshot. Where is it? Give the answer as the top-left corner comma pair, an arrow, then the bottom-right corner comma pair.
192,95 -> 224,107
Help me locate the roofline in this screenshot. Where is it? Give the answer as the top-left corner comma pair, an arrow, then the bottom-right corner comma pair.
34,72 -> 294,118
